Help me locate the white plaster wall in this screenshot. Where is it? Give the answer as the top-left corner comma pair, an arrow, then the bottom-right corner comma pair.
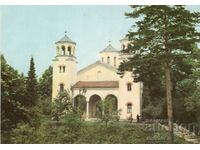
52,56 -> 77,99
77,64 -> 119,81
118,71 -> 142,119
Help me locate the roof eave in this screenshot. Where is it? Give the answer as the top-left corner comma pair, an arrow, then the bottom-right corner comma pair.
55,41 -> 76,45
99,50 -> 119,53
73,86 -> 119,89
77,61 -> 116,74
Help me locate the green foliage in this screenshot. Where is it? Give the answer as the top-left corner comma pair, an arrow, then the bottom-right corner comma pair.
183,46 -> 200,123
38,66 -> 52,98
142,103 -> 164,119
37,66 -> 53,116
1,55 -> 30,143
104,95 -> 118,114
55,114 -> 83,143
51,90 -> 73,121
38,97 -> 52,116
96,98 -> 121,125
25,57 -> 38,107
174,45 -> 200,123
10,122 -> 38,144
76,122 -> 148,144
74,95 -> 87,119
10,113 -> 82,144
8,115 -> 189,144
185,88 -> 200,113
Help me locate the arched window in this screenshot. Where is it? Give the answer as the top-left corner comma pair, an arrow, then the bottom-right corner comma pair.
59,83 -> 64,92
61,45 -> 65,55
59,66 -> 62,73
101,57 -> 104,63
127,103 -> 132,113
63,66 -> 65,73
68,46 -> 71,55
107,56 -> 110,64
127,83 -> 132,91
114,57 -> 116,67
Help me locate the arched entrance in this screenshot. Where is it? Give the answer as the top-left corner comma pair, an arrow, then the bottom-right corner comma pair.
74,95 -> 87,118
89,94 -> 101,118
104,94 -> 118,114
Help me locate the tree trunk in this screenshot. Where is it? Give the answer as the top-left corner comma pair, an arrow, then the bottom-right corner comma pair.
165,64 -> 174,143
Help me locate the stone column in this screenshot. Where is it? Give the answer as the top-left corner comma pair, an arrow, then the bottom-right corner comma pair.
86,101 -> 89,119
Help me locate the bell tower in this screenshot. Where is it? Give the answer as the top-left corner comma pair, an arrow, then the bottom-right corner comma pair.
52,32 -> 77,100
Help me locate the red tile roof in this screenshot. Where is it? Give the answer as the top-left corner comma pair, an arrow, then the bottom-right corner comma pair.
73,81 -> 119,88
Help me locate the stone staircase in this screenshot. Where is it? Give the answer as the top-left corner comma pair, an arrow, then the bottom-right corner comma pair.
159,123 -> 200,144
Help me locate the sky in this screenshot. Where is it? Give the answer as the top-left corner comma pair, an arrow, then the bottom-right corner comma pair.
1,5 -> 200,77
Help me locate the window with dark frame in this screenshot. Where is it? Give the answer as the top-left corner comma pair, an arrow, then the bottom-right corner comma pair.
127,83 -> 132,91
107,56 -> 110,64
60,83 -> 64,92
127,103 -> 132,113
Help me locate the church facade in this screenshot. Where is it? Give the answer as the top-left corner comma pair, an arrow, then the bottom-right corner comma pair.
52,34 -> 143,120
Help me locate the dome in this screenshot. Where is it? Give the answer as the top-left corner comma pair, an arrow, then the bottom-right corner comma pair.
100,44 -> 118,53
55,35 -> 76,44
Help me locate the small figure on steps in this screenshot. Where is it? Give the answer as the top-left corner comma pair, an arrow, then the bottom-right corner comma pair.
137,114 -> 140,123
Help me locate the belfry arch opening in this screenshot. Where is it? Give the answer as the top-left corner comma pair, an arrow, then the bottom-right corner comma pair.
61,45 -> 65,55
68,46 -> 72,55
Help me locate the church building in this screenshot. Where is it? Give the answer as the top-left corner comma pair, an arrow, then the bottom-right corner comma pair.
52,33 -> 143,120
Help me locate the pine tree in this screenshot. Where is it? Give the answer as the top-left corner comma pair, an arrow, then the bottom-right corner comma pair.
119,6 -> 200,143
179,45 -> 200,124
25,57 -> 38,107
